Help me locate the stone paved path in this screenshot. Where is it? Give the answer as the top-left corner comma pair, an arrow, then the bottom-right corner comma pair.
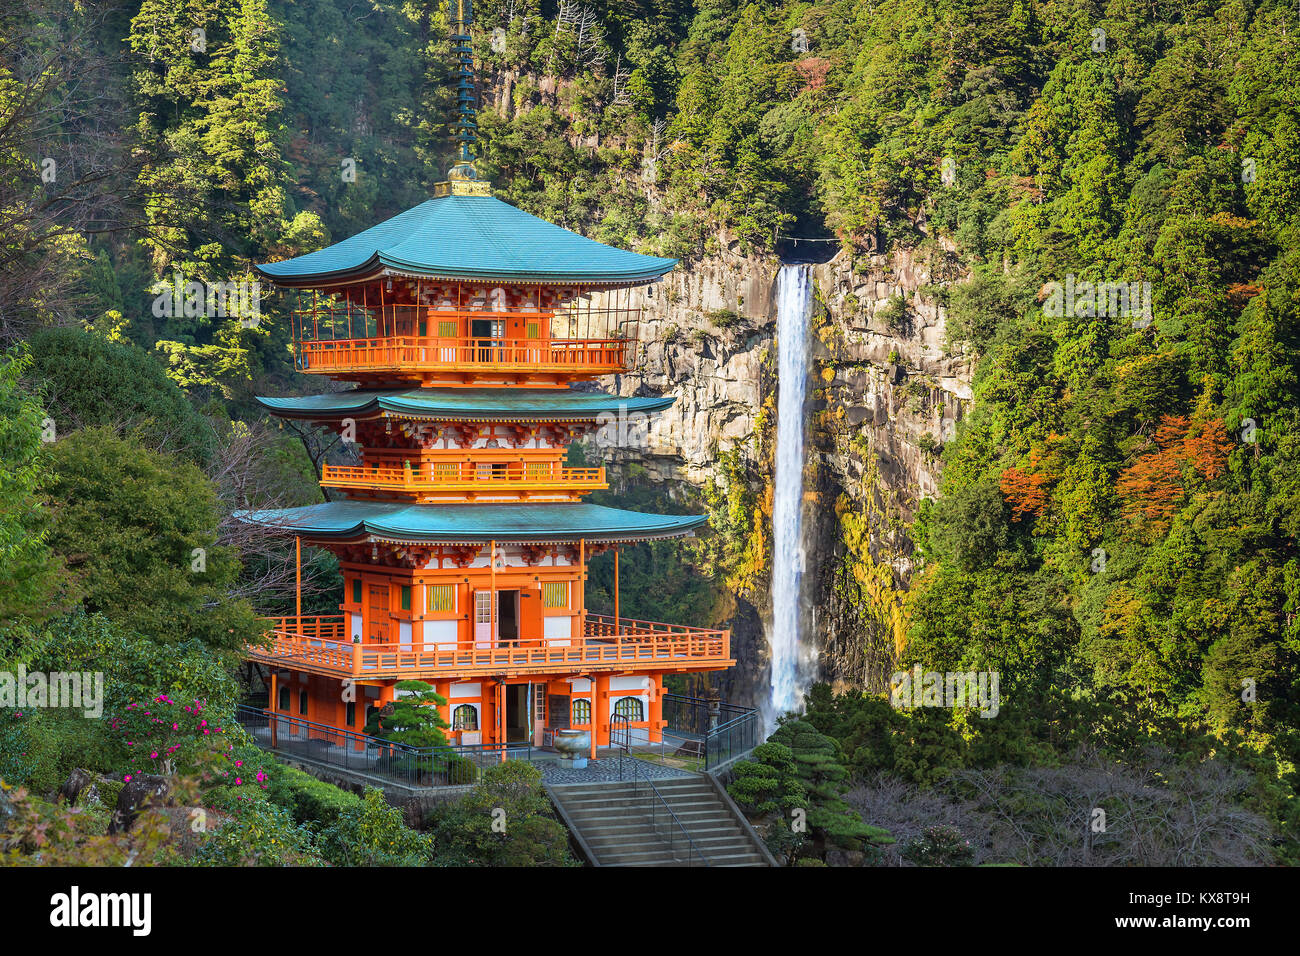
539,755 -> 696,785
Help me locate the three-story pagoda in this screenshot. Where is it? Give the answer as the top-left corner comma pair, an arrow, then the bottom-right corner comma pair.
240,151 -> 732,759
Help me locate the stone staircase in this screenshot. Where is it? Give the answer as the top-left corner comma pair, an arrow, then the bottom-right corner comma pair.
548,776 -> 772,867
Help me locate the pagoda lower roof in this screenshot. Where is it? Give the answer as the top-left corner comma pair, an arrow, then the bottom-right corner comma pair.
254,387 -> 675,422
235,501 -> 707,545
254,195 -> 677,287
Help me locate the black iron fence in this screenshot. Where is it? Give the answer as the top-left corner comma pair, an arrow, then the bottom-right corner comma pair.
661,694 -> 762,771
235,705 -> 531,789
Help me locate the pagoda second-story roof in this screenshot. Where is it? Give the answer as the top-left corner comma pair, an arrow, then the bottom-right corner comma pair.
255,195 -> 677,287
255,387 -> 676,422
235,501 -> 707,545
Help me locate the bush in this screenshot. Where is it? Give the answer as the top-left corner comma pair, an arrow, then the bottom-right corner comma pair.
266,764 -> 363,826
26,326 -> 215,464
317,787 -> 431,866
426,762 -> 575,866
901,824 -> 975,866
195,798 -> 322,866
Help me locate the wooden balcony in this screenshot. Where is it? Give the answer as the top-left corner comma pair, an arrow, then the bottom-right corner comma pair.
246,614 -> 733,680
294,335 -> 634,378
320,461 -> 607,500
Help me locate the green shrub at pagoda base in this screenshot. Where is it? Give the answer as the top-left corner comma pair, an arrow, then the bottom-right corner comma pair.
195,797 -> 325,867
316,787 -> 433,867
426,762 -> 577,867
363,680 -> 478,786
263,763 -> 363,826
728,718 -> 894,864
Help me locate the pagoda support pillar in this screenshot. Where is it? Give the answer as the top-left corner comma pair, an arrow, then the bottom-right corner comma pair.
496,679 -> 506,761
591,672 -> 610,758
648,674 -> 663,744
269,671 -> 278,747
435,680 -> 451,736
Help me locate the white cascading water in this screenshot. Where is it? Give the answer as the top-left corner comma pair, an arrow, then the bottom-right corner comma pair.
764,263 -> 814,734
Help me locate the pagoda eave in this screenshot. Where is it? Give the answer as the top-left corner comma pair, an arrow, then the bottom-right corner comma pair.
254,387 -> 677,423
234,501 -> 707,546
253,262 -> 672,290
253,195 -> 678,289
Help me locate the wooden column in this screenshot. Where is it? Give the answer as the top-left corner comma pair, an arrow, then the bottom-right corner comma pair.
648,674 -> 663,744
269,672 -> 278,747
613,546 -> 620,633
295,536 -> 302,623
593,673 -> 610,758
497,680 -> 506,762
489,538 -> 497,645
435,680 -> 451,734
578,538 -> 586,635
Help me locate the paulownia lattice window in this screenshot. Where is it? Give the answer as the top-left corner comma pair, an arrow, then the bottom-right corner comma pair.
438,320 -> 458,337
427,585 -> 455,612
571,698 -> 592,724
452,704 -> 478,731
614,697 -> 644,721
542,582 -> 569,609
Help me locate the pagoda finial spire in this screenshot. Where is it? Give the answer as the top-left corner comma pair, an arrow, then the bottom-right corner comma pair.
452,0 -> 476,164
437,0 -> 491,196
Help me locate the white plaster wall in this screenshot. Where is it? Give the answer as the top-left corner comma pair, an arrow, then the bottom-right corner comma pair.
544,615 -> 572,645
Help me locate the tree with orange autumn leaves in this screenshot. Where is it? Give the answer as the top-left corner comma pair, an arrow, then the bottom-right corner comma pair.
998,417 -> 1232,541
1114,415 -> 1233,541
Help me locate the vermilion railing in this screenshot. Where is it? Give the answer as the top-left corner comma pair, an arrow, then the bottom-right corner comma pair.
291,306 -> 642,344
320,461 -> 607,494
294,335 -> 633,374
247,614 -> 732,679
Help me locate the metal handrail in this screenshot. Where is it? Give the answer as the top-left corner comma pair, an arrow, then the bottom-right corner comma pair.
616,738 -> 708,867
235,705 -> 529,788
661,693 -> 761,771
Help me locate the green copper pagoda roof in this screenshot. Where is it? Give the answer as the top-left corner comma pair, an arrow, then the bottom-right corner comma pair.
236,501 -> 707,545
255,387 -> 676,421
255,195 -> 677,287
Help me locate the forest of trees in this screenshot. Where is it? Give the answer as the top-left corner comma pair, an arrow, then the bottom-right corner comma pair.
0,0 -> 1297,867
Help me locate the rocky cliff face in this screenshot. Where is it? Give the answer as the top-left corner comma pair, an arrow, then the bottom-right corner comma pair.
597,241 -> 974,707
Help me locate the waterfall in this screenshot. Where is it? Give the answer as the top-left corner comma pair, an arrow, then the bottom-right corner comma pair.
764,263 -> 813,734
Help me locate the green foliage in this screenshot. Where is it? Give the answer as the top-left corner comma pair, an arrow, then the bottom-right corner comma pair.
0,349 -> 64,626
25,327 -> 216,464
195,796 -> 323,866
317,787 -> 432,866
901,824 -> 974,867
731,715 -> 893,862
0,612 -> 239,792
44,428 -> 258,654
365,680 -> 452,749
263,762 -> 363,826
426,761 -> 575,867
